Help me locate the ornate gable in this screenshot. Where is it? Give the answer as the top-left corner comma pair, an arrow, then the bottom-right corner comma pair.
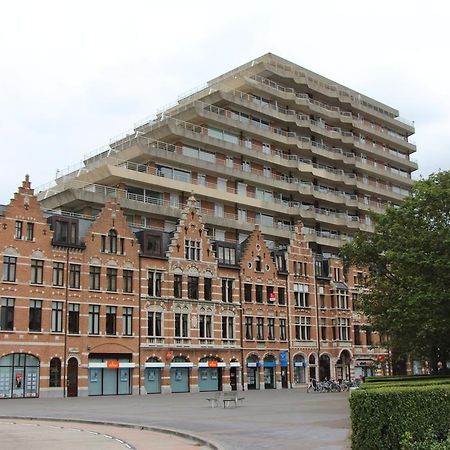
166,194 -> 215,264
240,225 -> 277,281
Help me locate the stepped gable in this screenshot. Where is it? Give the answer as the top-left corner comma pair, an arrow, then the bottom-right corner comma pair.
166,194 -> 216,265
240,224 -> 277,282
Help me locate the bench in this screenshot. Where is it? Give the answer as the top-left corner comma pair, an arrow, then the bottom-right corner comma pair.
222,392 -> 245,408
205,393 -> 221,408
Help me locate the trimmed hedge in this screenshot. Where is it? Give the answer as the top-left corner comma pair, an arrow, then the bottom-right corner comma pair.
350,384 -> 450,450
361,378 -> 450,390
365,374 -> 449,383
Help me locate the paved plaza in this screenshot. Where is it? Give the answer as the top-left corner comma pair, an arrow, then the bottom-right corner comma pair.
0,390 -> 351,449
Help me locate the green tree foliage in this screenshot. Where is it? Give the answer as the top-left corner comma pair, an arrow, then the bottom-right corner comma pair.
341,171 -> 450,370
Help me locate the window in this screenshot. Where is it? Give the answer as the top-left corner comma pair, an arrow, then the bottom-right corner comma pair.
175,313 -> 188,338
294,284 -> 309,307
267,286 -> 275,303
148,271 -> 162,297
245,316 -> 253,339
354,325 -> 361,345
31,259 -> 44,284
174,274 -> 182,298
29,300 -> 42,332
89,305 -> 100,334
295,316 -> 311,341
242,160 -> 251,172
198,174 -> 206,186
279,318 -> 286,341
268,318 -> 275,340
123,270 -> 133,293
221,279 -> 233,302
68,303 -> 80,334
89,266 -> 101,290
335,290 -> 348,309
217,178 -> 227,192
335,318 -> 350,340
123,307 -> 133,336
51,301 -> 63,332
15,221 -> 23,239
147,311 -> 162,337
69,264 -> 80,289
204,277 -> 212,301
214,203 -> 224,218
244,284 -> 252,302
278,287 -> 285,305
26,222 -> 34,241
237,208 -> 247,221
185,240 -> 200,261
49,358 -> 61,387
199,314 -> 212,338
319,285 -> 326,308
108,229 -> 117,253
255,285 -> 263,303
222,316 -> 234,339
188,276 -> 199,300
0,298 -> 14,331
52,262 -> 65,287
255,256 -> 262,272
366,327 -> 373,346
119,238 -> 125,255
53,218 -> 78,245
105,306 -> 117,335
226,156 -> 233,168
256,317 -> 264,340
217,245 -> 236,265
321,318 -> 327,340
2,256 -> 17,282
293,261 -> 307,276
106,268 -> 118,292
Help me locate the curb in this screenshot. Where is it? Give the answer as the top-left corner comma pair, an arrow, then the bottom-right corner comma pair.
0,415 -> 225,450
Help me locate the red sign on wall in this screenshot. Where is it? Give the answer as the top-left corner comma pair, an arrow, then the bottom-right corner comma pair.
106,360 -> 120,369
208,360 -> 218,368
166,351 -> 174,361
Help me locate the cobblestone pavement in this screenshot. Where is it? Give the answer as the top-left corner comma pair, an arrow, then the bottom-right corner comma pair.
0,389 -> 351,449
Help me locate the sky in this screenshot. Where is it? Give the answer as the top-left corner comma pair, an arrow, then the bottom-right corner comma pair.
1,0 -> 449,202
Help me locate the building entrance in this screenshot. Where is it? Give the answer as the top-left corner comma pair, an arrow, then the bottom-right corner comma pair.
0,354 -> 39,399
67,357 -> 78,397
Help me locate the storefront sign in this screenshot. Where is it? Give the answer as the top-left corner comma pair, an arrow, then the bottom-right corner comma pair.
166,351 -> 174,361
280,351 -> 288,367
207,360 -> 218,368
106,360 -> 120,369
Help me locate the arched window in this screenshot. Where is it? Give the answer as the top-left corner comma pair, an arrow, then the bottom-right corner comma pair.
108,229 -> 117,254
49,357 -> 61,387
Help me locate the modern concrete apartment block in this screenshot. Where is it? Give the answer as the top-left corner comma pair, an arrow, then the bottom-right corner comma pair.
1,54 -> 416,398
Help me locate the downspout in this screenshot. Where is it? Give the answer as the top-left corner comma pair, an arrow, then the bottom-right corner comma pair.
285,268 -> 293,388
313,255 -> 321,379
138,254 -> 142,395
63,246 -> 70,398
238,269 -> 245,391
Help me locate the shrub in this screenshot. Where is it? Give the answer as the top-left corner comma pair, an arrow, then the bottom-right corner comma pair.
350,384 -> 450,450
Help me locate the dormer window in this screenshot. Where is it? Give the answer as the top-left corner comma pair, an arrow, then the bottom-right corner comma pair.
108,229 -> 117,254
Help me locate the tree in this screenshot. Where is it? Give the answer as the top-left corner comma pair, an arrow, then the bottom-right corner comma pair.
341,171 -> 450,372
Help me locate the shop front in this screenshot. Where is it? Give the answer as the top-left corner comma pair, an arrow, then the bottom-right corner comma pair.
170,356 -> 192,393
246,355 -> 260,390
0,353 -> 39,399
144,357 -> 164,394
263,355 -> 276,389
293,354 -> 306,384
229,359 -> 240,391
354,359 -> 375,379
88,354 -> 134,396
198,357 -> 224,392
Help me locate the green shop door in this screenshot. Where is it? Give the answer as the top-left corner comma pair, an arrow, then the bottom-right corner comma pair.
144,368 -> 161,394
170,368 -> 189,393
198,368 -> 220,392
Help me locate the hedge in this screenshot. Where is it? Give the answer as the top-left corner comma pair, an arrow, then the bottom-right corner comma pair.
365,374 -> 449,383
350,384 -> 450,450
361,378 -> 450,390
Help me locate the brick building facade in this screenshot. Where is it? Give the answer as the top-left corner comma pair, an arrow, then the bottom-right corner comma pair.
0,177 -> 384,398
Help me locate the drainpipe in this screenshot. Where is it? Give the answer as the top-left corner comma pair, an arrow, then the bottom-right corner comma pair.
313,256 -> 321,379
138,254 -> 142,395
238,269 -> 245,391
285,268 -> 293,388
63,246 -> 70,398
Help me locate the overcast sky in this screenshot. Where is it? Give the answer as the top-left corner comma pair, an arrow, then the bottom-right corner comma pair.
1,0 -> 449,202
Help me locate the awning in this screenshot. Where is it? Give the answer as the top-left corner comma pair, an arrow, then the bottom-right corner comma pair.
170,362 -> 194,368
198,362 -> 226,368
333,281 -> 348,290
144,362 -> 165,368
88,362 -> 136,369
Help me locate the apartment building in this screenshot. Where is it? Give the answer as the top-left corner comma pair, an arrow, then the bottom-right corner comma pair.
1,54 -> 414,398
